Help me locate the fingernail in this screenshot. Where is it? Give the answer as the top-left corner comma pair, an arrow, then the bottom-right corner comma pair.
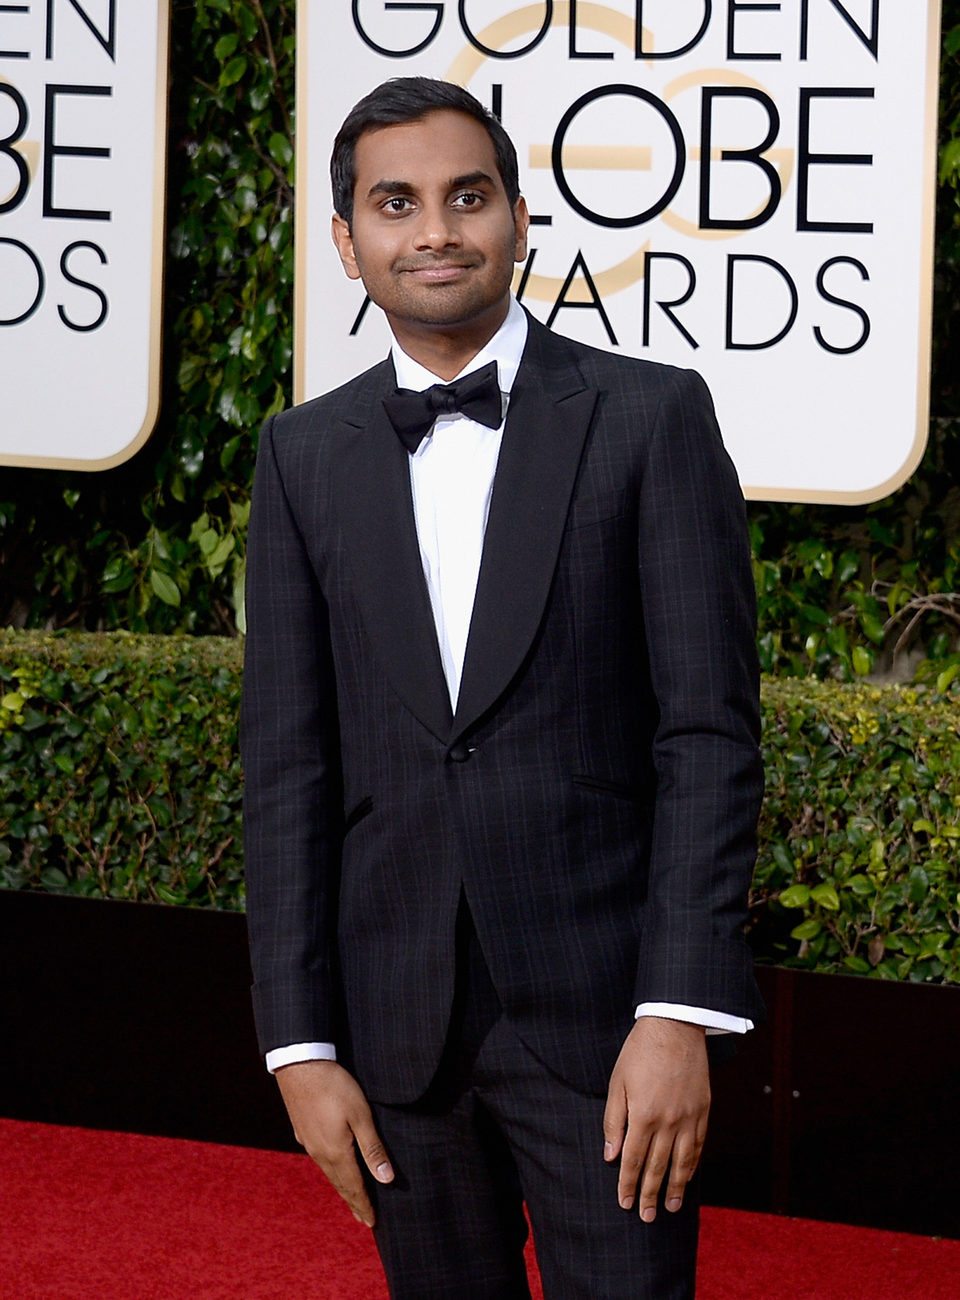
353,1212 -> 362,1223
666,1197 -> 682,1213
604,1142 -> 614,1160
619,1195 -> 634,1210
641,1207 -> 656,1223
376,1162 -> 394,1181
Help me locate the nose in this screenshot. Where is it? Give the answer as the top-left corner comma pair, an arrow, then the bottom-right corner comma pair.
412,201 -> 461,252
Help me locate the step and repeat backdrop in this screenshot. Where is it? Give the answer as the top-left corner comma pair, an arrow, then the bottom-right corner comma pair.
0,2 -> 943,502
296,0 -> 942,502
0,1 -> 169,470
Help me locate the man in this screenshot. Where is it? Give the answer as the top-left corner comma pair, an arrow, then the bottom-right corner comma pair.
242,77 -> 763,1299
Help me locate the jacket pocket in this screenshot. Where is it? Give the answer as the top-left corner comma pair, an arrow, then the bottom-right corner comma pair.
343,794 -> 373,835
564,502 -> 628,531
570,774 -> 641,802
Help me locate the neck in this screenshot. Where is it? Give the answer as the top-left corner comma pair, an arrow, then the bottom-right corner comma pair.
388,297 -> 510,381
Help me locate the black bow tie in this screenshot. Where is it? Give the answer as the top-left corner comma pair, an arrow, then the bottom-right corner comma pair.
383,360 -> 503,454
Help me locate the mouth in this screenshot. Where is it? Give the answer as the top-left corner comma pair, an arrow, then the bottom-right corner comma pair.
400,261 -> 477,284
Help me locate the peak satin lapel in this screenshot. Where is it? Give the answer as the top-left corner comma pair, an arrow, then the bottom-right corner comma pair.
453,363 -> 598,739
331,398 -> 453,744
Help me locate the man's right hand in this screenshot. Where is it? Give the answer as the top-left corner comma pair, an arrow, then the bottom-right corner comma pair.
274,1059 -> 394,1227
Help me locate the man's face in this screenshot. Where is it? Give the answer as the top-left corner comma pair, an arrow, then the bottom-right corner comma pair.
331,110 -> 528,345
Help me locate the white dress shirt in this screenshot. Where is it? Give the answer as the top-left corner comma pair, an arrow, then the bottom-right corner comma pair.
265,297 -> 750,1073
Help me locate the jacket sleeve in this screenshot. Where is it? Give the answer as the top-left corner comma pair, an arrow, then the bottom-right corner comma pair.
632,369 -> 764,1022
240,414 -> 343,1054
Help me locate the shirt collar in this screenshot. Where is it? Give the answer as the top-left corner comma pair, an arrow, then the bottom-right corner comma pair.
390,295 -> 528,396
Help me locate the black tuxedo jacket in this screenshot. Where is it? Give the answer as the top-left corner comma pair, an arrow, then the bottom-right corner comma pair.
241,312 -> 764,1106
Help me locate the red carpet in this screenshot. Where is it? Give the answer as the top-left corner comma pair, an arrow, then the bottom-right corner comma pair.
1,1118 -> 957,1298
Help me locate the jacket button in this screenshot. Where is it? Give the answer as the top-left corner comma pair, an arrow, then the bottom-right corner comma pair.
448,742 -> 472,763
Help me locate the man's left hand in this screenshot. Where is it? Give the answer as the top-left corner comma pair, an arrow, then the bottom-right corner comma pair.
602,1016 -> 710,1222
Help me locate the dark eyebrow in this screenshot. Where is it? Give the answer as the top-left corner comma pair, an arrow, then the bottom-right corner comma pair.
366,179 -> 416,200
449,171 -> 496,189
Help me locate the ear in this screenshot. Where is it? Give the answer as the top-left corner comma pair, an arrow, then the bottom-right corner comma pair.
512,196 -> 530,265
331,213 -> 362,281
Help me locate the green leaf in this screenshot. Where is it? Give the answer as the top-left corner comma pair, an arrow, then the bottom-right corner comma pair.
249,82 -> 271,113
213,33 -> 239,62
101,556 -> 126,582
908,866 -> 929,905
939,136 -> 960,184
268,132 -> 294,167
150,571 -> 182,608
772,842 -> 794,874
188,514 -> 210,544
778,884 -> 810,909
217,388 -> 242,426
220,435 -> 242,471
800,603 -> 830,627
206,535 -> 235,571
219,56 -> 247,89
837,551 -> 859,584
810,884 -> 840,911
199,528 -> 219,557
860,613 -> 886,646
237,6 -> 258,40
790,918 -> 822,941
919,931 -> 950,957
936,664 -> 959,693
852,645 -> 872,676
846,874 -> 876,897
233,572 -> 246,635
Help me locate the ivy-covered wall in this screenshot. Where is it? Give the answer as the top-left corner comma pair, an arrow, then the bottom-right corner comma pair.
1,1 -> 296,636
1,1 -> 959,685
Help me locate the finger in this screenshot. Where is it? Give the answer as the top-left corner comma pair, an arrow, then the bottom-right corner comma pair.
664,1127 -> 706,1214
616,1121 -> 653,1210
636,1134 -> 676,1222
602,1083 -> 627,1163
354,1113 -> 394,1185
324,1150 -> 377,1228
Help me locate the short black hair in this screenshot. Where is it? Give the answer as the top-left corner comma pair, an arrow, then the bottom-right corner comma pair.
331,77 -> 520,225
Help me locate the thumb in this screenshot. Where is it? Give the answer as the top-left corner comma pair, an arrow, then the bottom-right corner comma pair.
603,1082 -> 627,1162
354,1112 -> 395,1184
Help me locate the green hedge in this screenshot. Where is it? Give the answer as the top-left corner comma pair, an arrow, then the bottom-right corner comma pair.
2,632 -> 958,983
0,631 -> 244,910
755,678 -> 960,984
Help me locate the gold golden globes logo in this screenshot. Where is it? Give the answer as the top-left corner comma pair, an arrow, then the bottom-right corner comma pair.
349,0 -> 878,355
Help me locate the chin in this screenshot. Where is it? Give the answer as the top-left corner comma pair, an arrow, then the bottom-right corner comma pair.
398,286 -> 507,329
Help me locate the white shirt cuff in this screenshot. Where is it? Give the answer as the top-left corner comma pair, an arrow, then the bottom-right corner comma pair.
265,1041 -> 337,1074
635,1002 -> 754,1036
